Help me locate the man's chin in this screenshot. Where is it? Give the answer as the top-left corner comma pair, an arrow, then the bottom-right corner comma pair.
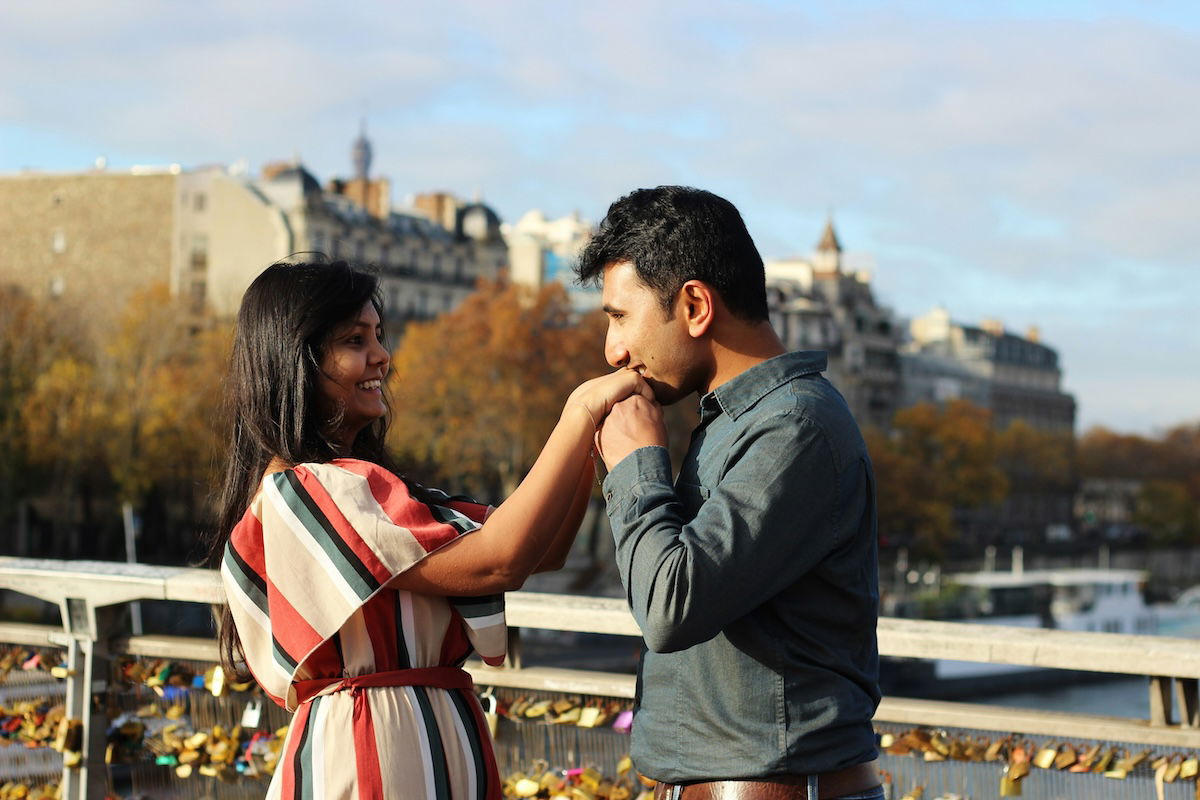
646,378 -> 687,407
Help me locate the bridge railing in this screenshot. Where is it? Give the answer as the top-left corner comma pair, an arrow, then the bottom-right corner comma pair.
4,557 -> 1200,798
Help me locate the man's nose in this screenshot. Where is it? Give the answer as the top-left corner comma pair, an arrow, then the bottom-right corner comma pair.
605,330 -> 629,369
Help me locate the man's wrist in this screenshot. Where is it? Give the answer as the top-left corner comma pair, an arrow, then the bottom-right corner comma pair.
602,445 -> 672,499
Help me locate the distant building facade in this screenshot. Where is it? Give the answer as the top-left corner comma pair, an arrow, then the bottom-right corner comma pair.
900,308 -> 1078,546
0,128 -> 507,331
900,307 -> 1076,433
503,209 -> 597,309
764,220 -> 902,430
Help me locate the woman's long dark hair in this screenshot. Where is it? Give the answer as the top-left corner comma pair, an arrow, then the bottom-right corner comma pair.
206,260 -> 405,676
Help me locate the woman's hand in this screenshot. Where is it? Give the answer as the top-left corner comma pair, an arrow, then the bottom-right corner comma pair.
567,369 -> 654,427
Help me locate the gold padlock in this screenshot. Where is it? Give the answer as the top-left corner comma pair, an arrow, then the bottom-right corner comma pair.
1033,743 -> 1058,770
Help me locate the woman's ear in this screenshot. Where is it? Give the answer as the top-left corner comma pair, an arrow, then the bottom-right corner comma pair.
679,280 -> 715,338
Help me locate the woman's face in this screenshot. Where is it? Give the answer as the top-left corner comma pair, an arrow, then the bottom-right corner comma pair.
317,300 -> 390,448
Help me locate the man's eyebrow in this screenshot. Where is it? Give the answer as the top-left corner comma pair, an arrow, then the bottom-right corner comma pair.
601,304 -> 624,315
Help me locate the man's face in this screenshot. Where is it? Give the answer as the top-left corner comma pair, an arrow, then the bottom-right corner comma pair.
601,260 -> 699,406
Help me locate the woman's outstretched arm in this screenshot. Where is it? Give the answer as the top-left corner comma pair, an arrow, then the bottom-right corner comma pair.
532,456 -> 595,573
387,370 -> 648,595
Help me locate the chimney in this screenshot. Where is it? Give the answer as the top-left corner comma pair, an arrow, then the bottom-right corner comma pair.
980,318 -> 1005,337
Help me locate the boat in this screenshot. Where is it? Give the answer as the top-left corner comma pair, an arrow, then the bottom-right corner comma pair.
881,564 -> 1195,698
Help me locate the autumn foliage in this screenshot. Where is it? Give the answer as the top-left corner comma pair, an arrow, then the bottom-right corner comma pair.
1078,425 -> 1200,543
865,400 -> 1010,557
387,278 -> 610,499
2,284 -> 230,562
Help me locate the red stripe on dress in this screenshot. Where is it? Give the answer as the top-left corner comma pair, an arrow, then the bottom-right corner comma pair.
264,574 -> 323,667
278,699 -> 313,800
291,466 -> 394,584
353,689 -> 386,800
303,636 -> 343,678
445,498 -> 489,525
229,512 -> 266,571
438,609 -> 472,666
361,590 -> 399,670
334,459 -> 460,552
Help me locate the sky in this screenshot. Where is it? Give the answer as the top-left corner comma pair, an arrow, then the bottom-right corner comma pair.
2,0 -> 1197,434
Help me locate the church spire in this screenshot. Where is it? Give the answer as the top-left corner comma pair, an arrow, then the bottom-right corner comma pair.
352,116 -> 372,182
813,215 -> 843,275
816,216 -> 842,254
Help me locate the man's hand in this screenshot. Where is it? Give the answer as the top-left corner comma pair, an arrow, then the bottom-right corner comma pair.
597,394 -> 667,470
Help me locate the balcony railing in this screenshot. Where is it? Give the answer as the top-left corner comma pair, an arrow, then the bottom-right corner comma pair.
4,556 -> 1200,798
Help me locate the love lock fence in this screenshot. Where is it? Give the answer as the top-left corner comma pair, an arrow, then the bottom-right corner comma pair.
3,557 -> 1200,799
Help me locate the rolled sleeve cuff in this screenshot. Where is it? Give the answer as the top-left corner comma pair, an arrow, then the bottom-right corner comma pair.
601,445 -> 673,507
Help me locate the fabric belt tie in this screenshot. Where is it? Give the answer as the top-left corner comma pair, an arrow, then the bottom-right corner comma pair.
286,667 -> 480,799
293,666 -> 474,705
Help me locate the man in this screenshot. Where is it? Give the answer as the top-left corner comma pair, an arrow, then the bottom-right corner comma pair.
577,186 -> 882,800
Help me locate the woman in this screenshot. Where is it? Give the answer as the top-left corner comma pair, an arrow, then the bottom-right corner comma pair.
207,261 -> 646,799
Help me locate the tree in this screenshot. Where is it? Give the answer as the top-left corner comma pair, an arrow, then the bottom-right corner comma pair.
1136,480 -> 1199,545
387,278 -> 610,499
0,287 -> 89,552
867,399 -> 1009,558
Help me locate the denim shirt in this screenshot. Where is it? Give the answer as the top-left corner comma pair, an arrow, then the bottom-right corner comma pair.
603,351 -> 880,782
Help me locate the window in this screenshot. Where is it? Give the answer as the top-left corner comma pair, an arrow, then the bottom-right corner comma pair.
194,192 -> 207,212
190,280 -> 207,313
51,230 -> 67,254
190,233 -> 209,273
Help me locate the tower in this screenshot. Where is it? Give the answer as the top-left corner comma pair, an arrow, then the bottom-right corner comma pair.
352,118 -> 372,182
813,216 -> 842,276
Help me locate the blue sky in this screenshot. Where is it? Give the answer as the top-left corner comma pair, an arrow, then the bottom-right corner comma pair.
2,1 -> 1197,433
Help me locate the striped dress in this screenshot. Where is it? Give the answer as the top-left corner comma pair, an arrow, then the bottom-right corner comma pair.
221,458 -> 507,800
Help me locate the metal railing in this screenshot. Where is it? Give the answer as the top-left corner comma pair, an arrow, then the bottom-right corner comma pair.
4,557 -> 1200,797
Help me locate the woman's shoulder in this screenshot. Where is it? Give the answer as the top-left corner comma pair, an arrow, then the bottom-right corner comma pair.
263,458 -> 398,484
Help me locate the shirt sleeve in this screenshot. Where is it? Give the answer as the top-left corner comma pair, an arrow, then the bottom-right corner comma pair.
602,412 -> 843,653
221,459 -> 506,710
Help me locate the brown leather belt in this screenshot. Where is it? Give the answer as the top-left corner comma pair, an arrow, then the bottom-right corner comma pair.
652,762 -> 880,800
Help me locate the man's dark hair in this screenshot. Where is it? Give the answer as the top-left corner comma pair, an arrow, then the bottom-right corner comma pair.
576,186 -> 768,322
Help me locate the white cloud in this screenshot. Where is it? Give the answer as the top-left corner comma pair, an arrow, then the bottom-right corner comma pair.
2,0 -> 1197,430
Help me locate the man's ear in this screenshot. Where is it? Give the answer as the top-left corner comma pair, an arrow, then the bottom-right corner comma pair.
679,280 -> 715,339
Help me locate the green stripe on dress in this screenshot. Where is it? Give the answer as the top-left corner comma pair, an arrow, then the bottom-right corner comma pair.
427,503 -> 478,535
292,697 -> 317,800
450,595 -> 503,618
223,545 -> 268,613
273,472 -> 378,600
412,687 -> 452,800
448,689 -> 489,800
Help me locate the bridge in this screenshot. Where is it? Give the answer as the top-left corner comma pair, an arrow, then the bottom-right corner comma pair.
3,556 -> 1200,798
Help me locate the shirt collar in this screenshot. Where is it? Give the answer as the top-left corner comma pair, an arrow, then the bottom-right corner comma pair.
698,350 -> 828,422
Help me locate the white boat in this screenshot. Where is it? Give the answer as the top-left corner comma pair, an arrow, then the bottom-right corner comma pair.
934,567 -> 1161,681
881,564 -> 1200,696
